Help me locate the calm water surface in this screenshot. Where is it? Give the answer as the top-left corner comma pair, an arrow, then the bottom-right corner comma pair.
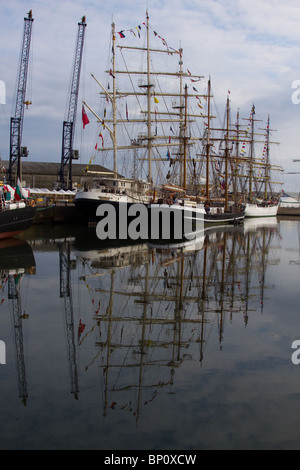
0,217 -> 300,450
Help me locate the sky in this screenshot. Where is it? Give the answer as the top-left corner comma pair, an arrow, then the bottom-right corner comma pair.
1,0 -> 300,192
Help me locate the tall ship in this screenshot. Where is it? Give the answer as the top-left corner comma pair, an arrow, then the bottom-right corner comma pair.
74,13 -> 215,228
238,107 -> 283,218
148,82 -> 246,234
75,15 -> 163,219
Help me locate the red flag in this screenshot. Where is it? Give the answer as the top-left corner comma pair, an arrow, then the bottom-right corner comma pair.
99,132 -> 104,147
78,319 -> 86,340
82,105 -> 90,129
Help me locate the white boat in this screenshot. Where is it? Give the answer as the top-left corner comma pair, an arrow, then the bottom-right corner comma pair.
278,193 -> 300,216
240,109 -> 283,218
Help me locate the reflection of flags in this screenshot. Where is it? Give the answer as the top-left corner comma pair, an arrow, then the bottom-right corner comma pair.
154,96 -> 159,103
126,102 -> 129,121
82,106 -> 90,129
78,319 -> 86,340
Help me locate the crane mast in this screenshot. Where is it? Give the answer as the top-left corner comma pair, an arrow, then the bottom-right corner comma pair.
58,241 -> 79,400
8,10 -> 34,186
8,275 -> 28,406
59,16 -> 87,190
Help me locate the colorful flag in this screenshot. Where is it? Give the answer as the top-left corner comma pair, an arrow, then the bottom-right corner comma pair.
82,106 -> 90,129
15,178 -> 23,201
99,132 -> 104,147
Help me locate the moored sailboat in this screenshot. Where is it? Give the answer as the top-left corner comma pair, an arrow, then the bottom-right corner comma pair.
0,181 -> 36,239
149,83 -> 245,236
75,15 -> 175,220
241,107 -> 283,218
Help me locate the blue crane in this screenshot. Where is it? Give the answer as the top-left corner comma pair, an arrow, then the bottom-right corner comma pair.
8,10 -> 34,186
59,16 -> 87,190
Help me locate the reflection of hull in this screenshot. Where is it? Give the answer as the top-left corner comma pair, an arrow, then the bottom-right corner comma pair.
74,227 -> 150,269
245,203 -> 278,218
148,231 -> 206,251
75,243 -> 149,270
243,217 -> 278,232
0,206 -> 36,239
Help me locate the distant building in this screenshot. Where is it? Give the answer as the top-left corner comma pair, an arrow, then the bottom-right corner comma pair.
0,160 -> 117,190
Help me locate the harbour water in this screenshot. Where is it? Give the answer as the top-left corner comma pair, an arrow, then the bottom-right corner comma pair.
0,217 -> 300,450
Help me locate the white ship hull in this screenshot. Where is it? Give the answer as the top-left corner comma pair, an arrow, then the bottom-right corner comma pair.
245,203 -> 278,218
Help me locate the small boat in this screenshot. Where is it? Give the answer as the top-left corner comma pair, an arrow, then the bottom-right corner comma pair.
0,184 -> 36,239
278,193 -> 300,216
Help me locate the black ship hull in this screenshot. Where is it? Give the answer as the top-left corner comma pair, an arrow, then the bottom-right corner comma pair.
0,206 -> 36,239
204,210 -> 245,225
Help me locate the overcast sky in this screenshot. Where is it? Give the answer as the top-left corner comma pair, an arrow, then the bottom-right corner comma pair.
1,0 -> 300,191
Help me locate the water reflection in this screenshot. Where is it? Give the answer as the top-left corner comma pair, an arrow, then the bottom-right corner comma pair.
0,238 -> 36,405
4,219 -> 281,426
63,220 -> 280,419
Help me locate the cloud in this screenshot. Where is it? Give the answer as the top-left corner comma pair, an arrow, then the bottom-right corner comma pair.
1,0 -> 300,190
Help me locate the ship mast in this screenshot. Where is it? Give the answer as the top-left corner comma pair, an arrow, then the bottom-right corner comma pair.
146,12 -> 153,186
112,22 -> 118,179
224,96 -> 230,212
205,78 -> 211,200
91,14 -> 203,188
249,104 -> 255,200
183,84 -> 188,191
